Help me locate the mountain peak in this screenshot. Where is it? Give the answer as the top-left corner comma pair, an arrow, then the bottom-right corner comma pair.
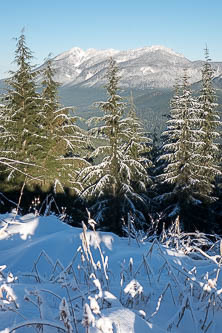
143,45 -> 185,58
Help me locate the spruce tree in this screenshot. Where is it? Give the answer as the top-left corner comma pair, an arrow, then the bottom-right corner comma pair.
79,59 -> 151,232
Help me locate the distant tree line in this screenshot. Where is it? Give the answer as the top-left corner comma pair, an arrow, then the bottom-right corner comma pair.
0,32 -> 221,235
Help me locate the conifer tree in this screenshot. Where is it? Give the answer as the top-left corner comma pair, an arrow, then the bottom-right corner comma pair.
38,57 -> 90,192
156,72 -> 206,225
78,59 -> 151,232
2,31 -> 43,185
2,35 -> 89,193
196,47 -> 221,198
0,103 -> 23,176
124,93 -> 152,164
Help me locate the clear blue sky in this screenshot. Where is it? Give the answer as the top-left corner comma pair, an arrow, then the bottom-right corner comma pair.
1,0 -> 222,78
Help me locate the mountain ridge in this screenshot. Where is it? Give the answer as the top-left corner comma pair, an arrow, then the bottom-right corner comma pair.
1,46 -> 222,134
49,45 -> 222,89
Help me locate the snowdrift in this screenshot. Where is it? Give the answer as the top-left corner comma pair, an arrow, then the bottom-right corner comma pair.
0,213 -> 222,332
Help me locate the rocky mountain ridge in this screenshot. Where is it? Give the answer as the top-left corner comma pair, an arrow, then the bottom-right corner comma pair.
50,45 -> 222,89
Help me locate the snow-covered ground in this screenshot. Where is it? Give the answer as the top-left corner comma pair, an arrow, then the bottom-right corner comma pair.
0,213 -> 222,332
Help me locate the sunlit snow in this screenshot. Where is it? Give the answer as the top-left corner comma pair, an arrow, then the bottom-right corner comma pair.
0,213 -> 222,332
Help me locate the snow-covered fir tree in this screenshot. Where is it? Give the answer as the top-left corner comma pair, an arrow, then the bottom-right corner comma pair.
78,58 -> 152,233
38,57 -> 89,192
1,35 -> 89,193
124,93 -> 152,165
1,31 -> 44,187
196,48 -> 221,198
156,71 -> 211,228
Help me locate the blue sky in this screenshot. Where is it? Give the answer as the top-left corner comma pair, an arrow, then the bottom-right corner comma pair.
0,0 -> 222,78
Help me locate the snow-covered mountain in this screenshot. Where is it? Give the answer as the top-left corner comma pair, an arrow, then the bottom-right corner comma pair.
50,45 -> 222,88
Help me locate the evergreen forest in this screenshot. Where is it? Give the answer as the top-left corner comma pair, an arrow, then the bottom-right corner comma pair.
1,32 -> 222,236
